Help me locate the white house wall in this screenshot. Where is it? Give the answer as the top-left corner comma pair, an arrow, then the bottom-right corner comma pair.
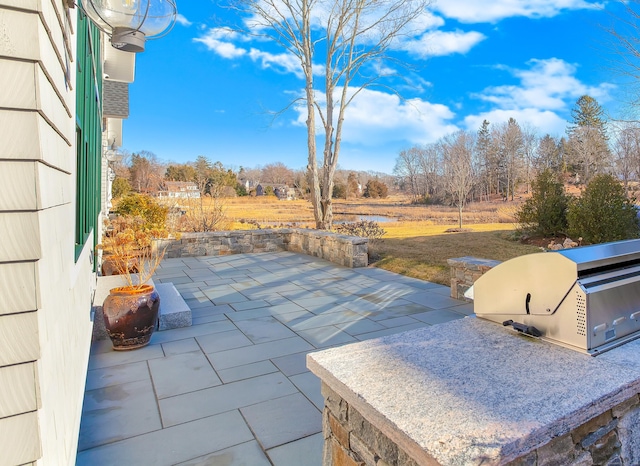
0,1 -> 95,465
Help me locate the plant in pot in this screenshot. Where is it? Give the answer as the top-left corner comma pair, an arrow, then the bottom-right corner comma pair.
98,215 -> 168,351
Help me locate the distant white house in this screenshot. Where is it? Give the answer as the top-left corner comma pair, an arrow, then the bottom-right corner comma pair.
157,181 -> 201,199
255,184 -> 297,200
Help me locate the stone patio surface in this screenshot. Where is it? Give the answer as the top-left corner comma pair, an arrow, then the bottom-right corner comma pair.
76,251 -> 472,466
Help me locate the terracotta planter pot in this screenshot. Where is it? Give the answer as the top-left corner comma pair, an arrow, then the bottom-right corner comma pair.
103,284 -> 160,351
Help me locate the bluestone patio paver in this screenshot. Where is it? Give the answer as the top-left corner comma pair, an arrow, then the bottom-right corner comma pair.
161,338 -> 200,356
228,298 -> 270,311
148,351 -> 221,399
191,312 -> 230,325
271,351 -> 310,376
288,308 -> 363,330
149,319 -> 236,344
297,325 -> 358,348
404,290 -> 466,308
78,410 -> 253,466
267,432 -> 324,466
84,360 -> 149,391
240,392 -> 322,449
234,316 -> 298,343
335,318 -> 386,336
78,251 -> 470,465
196,329 -> 253,353
158,372 -> 299,427
217,360 -> 280,384
87,343 -> 164,370
290,371 -> 324,410
378,315 -> 421,328
207,336 -> 314,369
174,440 -> 272,466
78,379 -> 162,450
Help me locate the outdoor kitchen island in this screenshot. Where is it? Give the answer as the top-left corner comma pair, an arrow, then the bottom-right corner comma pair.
307,317 -> 640,466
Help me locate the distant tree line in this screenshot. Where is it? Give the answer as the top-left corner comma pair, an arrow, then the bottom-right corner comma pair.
110,153 -> 393,201
393,95 -> 640,227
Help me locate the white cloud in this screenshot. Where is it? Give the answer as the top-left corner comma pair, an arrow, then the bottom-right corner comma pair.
175,14 -> 192,27
405,10 -> 446,31
294,87 -> 459,145
195,28 -> 325,76
432,0 -> 602,23
248,48 -> 304,76
194,28 -> 248,59
476,58 -> 614,110
465,58 -> 615,135
400,30 -> 486,58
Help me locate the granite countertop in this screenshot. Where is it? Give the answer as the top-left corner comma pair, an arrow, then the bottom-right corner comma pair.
307,317 -> 640,465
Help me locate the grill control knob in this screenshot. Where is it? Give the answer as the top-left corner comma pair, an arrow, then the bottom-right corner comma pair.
593,323 -> 607,336
613,317 -> 626,326
631,311 -> 640,321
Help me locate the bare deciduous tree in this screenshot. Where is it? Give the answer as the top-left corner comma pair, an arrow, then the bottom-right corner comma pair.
493,118 -> 525,201
611,121 -> 640,191
566,126 -> 611,184
261,162 -> 295,185
393,147 -> 423,202
535,134 -> 562,174
441,130 -> 476,229
129,151 -> 164,194
236,0 -> 431,228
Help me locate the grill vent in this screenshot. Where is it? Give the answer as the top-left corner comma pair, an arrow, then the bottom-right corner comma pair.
576,292 -> 586,336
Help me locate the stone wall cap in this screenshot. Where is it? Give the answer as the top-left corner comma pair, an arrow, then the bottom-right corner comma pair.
447,256 -> 502,267
307,318 -> 640,465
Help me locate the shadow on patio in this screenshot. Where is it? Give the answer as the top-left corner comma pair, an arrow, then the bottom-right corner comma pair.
76,251 -> 472,465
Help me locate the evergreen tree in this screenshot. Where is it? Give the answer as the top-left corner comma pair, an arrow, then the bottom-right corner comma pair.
476,120 -> 494,200
516,170 -> 568,237
566,96 -> 611,183
568,95 -> 608,134
567,174 -> 639,244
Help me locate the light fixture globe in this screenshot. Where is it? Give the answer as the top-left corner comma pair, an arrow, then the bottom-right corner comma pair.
82,0 -> 177,53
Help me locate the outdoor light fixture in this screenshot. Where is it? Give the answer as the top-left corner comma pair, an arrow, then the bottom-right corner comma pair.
80,0 -> 177,53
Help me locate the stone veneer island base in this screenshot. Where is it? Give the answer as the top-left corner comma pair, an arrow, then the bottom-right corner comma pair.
307,317 -> 640,466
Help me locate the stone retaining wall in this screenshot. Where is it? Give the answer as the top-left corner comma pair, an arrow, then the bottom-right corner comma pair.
321,382 -> 640,466
448,256 -> 501,301
156,229 -> 368,268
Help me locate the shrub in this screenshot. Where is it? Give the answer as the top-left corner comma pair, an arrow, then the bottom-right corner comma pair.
336,220 -> 387,261
180,195 -> 229,232
111,176 -> 131,199
235,184 -> 248,196
515,170 -> 569,236
115,193 -> 168,231
567,174 -> 639,244
363,179 -> 388,198
335,220 -> 386,241
333,183 -> 347,199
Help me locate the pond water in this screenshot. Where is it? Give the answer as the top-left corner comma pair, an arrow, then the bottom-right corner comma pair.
334,214 -> 397,224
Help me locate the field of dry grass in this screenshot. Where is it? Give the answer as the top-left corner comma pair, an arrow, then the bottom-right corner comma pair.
374,224 -> 541,285
223,194 -> 520,227
191,195 -> 540,286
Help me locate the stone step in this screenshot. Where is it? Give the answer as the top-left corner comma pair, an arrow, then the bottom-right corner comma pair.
155,282 -> 192,331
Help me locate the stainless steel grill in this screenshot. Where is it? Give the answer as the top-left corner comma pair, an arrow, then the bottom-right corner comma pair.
473,239 -> 640,355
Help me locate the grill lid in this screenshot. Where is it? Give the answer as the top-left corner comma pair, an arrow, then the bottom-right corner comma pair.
473,239 -> 640,355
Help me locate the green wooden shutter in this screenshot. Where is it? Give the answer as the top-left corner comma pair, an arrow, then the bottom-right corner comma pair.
75,9 -> 103,262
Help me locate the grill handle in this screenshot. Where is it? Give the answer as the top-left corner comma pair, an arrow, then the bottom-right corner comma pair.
503,320 -> 543,338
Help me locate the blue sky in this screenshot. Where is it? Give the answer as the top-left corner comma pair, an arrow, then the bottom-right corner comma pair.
124,0 -> 630,174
